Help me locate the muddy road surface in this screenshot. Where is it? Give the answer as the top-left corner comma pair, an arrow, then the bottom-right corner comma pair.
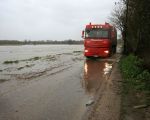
0,45 -> 121,120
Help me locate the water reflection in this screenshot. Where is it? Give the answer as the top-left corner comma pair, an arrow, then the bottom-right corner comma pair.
103,63 -> 112,75
82,59 -> 113,95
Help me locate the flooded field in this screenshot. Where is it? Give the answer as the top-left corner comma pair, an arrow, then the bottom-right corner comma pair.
0,45 -> 120,120
0,45 -> 83,79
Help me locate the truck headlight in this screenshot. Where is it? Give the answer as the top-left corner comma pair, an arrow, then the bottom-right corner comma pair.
85,50 -> 88,52
104,50 -> 109,54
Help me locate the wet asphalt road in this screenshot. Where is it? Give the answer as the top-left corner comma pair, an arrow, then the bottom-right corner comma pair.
0,52 -> 119,120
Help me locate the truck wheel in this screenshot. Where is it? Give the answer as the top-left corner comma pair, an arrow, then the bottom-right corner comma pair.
113,46 -> 116,53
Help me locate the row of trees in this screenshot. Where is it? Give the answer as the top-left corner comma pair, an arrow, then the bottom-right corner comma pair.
110,0 -> 150,68
0,39 -> 83,45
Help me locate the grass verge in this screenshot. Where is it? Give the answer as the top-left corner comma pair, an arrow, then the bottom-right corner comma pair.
119,54 -> 150,120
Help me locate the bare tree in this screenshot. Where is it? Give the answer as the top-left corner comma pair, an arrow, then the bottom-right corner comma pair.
109,1 -> 126,34
110,0 -> 150,68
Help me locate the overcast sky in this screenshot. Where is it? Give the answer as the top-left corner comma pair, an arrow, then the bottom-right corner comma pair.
0,0 -> 118,41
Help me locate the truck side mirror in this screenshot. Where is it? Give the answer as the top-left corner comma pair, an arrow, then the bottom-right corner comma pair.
82,30 -> 85,38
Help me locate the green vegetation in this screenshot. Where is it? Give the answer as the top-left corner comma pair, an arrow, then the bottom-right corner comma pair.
21,56 -> 41,61
17,64 -> 34,70
73,51 -> 82,53
3,56 -> 41,64
17,67 -> 24,70
119,55 -> 150,119
4,60 -> 19,64
111,0 -> 150,115
110,0 -> 150,69
120,54 -> 150,92
25,64 -> 34,67
3,55 -> 59,65
29,57 -> 41,61
45,55 -> 56,61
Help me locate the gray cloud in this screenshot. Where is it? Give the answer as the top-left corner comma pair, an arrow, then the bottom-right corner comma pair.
0,0 -> 117,40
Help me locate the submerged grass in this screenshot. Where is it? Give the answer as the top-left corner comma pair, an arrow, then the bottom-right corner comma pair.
17,64 -> 35,70
17,67 -> 24,70
73,51 -> 82,53
3,56 -> 42,64
45,55 -> 57,61
28,57 -> 41,61
4,60 -> 19,64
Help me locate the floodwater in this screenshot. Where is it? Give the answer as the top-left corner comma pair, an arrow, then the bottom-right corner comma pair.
0,45 -> 118,120
0,45 -> 84,80
83,60 -> 113,96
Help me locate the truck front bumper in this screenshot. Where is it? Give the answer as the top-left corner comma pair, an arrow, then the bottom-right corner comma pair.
84,47 -> 110,57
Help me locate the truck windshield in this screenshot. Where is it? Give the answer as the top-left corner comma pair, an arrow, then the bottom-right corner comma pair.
85,29 -> 109,39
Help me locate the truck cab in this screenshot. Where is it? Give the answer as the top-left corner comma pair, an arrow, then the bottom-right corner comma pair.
82,22 -> 117,57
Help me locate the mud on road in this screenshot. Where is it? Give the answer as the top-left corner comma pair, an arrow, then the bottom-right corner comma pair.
0,45 -> 122,120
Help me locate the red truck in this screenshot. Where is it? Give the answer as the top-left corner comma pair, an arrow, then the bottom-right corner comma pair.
82,22 -> 117,57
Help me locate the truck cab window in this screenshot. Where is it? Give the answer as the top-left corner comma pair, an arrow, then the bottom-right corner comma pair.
85,29 -> 109,39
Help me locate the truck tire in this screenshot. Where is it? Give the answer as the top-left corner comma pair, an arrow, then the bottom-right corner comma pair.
113,46 -> 116,53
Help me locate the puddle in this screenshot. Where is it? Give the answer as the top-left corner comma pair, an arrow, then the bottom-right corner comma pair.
103,62 -> 113,75
82,59 -> 113,96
